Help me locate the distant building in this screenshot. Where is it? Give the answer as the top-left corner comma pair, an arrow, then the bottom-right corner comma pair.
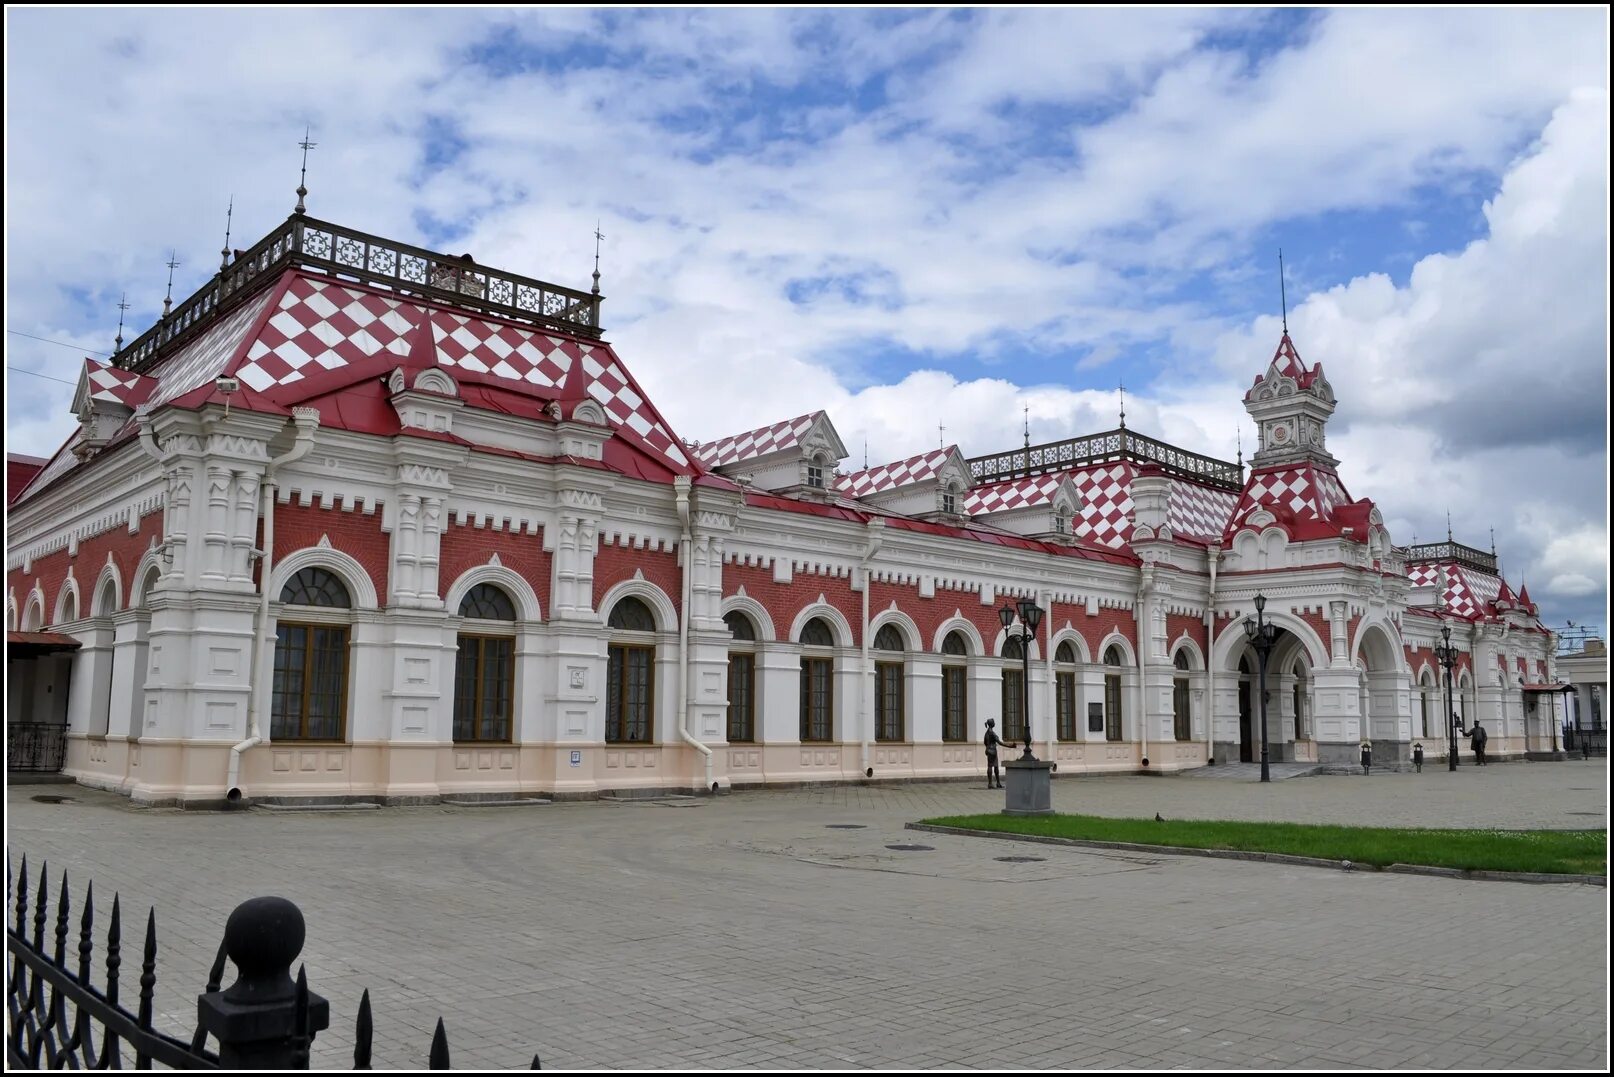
4,208 -> 1563,804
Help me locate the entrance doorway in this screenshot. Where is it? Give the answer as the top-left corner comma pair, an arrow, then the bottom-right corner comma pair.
1238,677 -> 1253,763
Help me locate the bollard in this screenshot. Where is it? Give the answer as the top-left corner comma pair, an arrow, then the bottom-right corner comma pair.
197,896 -> 330,1069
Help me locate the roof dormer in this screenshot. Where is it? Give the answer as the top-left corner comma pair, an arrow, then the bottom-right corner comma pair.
693,410 -> 849,496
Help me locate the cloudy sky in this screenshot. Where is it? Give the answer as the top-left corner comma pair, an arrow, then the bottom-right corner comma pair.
5,8 -> 1608,630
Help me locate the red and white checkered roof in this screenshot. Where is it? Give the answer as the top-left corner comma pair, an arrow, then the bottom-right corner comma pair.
82,360 -> 156,409
147,289 -> 279,409
430,310 -> 574,390
837,447 -> 956,498
1247,332 -> 1323,399
1168,481 -> 1240,543
965,474 -> 1065,514
1404,560 -> 1508,621
694,412 -> 823,468
1224,463 -> 1351,540
235,276 -> 415,394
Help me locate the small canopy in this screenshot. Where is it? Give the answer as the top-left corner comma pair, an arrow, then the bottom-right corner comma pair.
7,631 -> 82,658
1520,682 -> 1574,693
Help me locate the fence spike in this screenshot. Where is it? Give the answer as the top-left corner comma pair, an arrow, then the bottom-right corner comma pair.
15,853 -> 29,937
137,906 -> 157,1030
54,870 -> 71,966
429,1017 -> 450,1069
354,988 -> 373,1070
531,1052 -> 543,1070
105,893 -> 123,1005
291,964 -> 312,1069
77,881 -> 95,986
32,857 -> 49,949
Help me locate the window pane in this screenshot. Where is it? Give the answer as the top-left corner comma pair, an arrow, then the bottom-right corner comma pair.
876,662 -> 903,741
608,598 -> 656,632
1105,674 -> 1122,741
1002,670 -> 1026,743
943,666 -> 967,742
606,647 -> 623,742
453,639 -> 478,741
801,658 -> 833,741
728,654 -> 755,742
1057,672 -> 1076,740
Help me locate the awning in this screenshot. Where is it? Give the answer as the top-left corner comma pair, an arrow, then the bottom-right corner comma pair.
1520,682 -> 1573,693
6,631 -> 82,658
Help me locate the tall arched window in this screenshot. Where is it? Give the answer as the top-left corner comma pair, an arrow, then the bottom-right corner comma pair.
941,630 -> 969,743
725,611 -> 758,743
91,577 -> 121,738
1103,644 -> 1125,742
1419,670 -> 1435,739
799,617 -> 835,742
1055,641 -> 1079,740
606,597 -> 657,744
272,567 -> 352,741
1001,635 -> 1027,744
873,624 -> 906,742
1172,648 -> 1192,742
454,584 -> 516,743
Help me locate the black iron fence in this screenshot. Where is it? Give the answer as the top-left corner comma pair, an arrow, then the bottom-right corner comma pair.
967,427 -> 1243,489
1563,726 -> 1607,759
6,856 -> 541,1069
7,723 -> 67,774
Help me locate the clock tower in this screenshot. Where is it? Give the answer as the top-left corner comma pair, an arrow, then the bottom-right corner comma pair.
1244,332 -> 1338,469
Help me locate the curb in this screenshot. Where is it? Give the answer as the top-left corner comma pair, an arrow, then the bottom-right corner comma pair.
905,823 -> 1606,886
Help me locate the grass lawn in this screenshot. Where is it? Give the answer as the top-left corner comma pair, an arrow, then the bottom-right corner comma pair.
920,814 -> 1607,876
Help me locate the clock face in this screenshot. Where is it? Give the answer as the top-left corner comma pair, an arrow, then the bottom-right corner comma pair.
1272,424 -> 1289,444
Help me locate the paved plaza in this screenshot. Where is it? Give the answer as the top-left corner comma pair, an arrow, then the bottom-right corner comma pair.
6,760 -> 1607,1069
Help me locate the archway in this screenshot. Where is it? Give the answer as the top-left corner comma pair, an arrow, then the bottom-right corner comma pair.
1354,621 -> 1409,761
1221,625 -> 1317,765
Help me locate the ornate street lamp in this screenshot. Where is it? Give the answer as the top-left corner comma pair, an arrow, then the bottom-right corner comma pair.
1433,621 -> 1460,772
998,597 -> 1044,761
1242,594 -> 1277,783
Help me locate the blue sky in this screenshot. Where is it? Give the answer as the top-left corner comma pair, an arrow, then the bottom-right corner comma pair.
4,7 -> 1608,630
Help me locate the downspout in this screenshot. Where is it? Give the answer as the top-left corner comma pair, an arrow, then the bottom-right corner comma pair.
1043,588 -> 1055,762
1135,565 -> 1152,767
858,519 -> 886,777
229,408 -> 320,803
673,476 -> 714,793
1205,545 -> 1221,765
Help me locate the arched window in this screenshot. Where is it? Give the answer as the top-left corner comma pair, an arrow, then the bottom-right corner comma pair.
1172,648 -> 1193,742
942,631 -> 969,742
725,611 -> 758,743
454,584 -> 516,743
1055,640 -> 1079,740
1103,644 -> 1125,742
1000,633 -> 1028,743
272,567 -> 353,742
1419,670 -> 1435,739
606,596 -> 657,744
873,625 -> 906,742
59,590 -> 78,624
806,454 -> 828,489
91,577 -> 122,738
799,617 -> 835,742
1001,635 -> 1025,661
279,567 -> 351,608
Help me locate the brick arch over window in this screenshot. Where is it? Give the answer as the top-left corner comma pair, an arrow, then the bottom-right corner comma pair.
53,577 -> 81,625
1097,632 -> 1135,667
930,617 -> 985,655
1169,636 -> 1205,670
597,579 -> 677,633
443,565 -> 543,622
268,547 -> 380,610
787,604 -> 855,648
719,594 -> 777,642
92,561 -> 124,616
868,608 -> 921,651
1046,627 -> 1090,665
22,587 -> 45,631
130,547 -> 166,608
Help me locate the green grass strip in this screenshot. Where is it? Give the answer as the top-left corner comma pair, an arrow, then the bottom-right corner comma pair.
921,814 -> 1607,876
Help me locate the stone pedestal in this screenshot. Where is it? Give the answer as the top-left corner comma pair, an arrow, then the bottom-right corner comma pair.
1003,757 -> 1054,816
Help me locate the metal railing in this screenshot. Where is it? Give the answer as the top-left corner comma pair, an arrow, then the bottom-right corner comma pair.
7,856 -> 542,1070
968,427 -> 1243,489
7,723 -> 67,773
1403,541 -> 1498,575
1563,726 -> 1607,759
114,215 -> 602,375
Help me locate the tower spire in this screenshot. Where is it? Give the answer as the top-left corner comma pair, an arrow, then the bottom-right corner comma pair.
938,421 -> 945,450
863,437 -> 868,470
162,251 -> 181,319
295,126 -> 316,216
1279,248 -> 1289,336
1236,427 -> 1243,470
1022,405 -> 1031,478
1446,511 -> 1453,543
220,196 -> 234,272
1117,380 -> 1126,430
114,292 -> 130,354
592,222 -> 604,296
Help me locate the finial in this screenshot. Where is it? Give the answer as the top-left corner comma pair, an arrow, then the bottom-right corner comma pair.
220,196 -> 234,272
592,222 -> 604,296
162,251 -> 181,318
1489,526 -> 1496,556
1118,380 -> 1126,430
938,421 -> 945,450
1446,511 -> 1452,543
295,126 -> 316,215
1279,249 -> 1289,336
1023,405 -> 1030,449
863,437 -> 868,470
1236,427 -> 1243,468
114,292 -> 130,353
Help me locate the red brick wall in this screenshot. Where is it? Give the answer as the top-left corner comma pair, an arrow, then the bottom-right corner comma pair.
439,524 -> 551,617
7,509 -> 164,622
1167,612 -> 1207,663
595,543 -> 682,621
725,562 -> 859,644
1079,604 -> 1138,663
271,502 -> 389,606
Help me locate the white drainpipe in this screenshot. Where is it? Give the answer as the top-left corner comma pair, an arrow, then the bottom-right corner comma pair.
229,408 -> 320,803
858,519 -> 886,777
1135,566 -> 1152,767
674,476 -> 714,793
1205,545 -> 1221,765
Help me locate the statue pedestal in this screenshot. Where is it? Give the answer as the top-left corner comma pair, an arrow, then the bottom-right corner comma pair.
1003,758 -> 1055,816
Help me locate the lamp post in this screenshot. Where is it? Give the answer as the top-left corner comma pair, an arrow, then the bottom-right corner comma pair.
1433,621 -> 1460,772
1242,594 -> 1277,783
998,597 -> 1044,760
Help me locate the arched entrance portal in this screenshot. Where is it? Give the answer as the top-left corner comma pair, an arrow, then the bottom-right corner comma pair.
1226,627 -> 1314,765
1355,621 -> 1410,764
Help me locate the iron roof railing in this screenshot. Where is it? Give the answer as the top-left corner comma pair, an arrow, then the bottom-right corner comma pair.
967,427 -> 1243,490
114,215 -> 602,375
1403,541 -> 1498,575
